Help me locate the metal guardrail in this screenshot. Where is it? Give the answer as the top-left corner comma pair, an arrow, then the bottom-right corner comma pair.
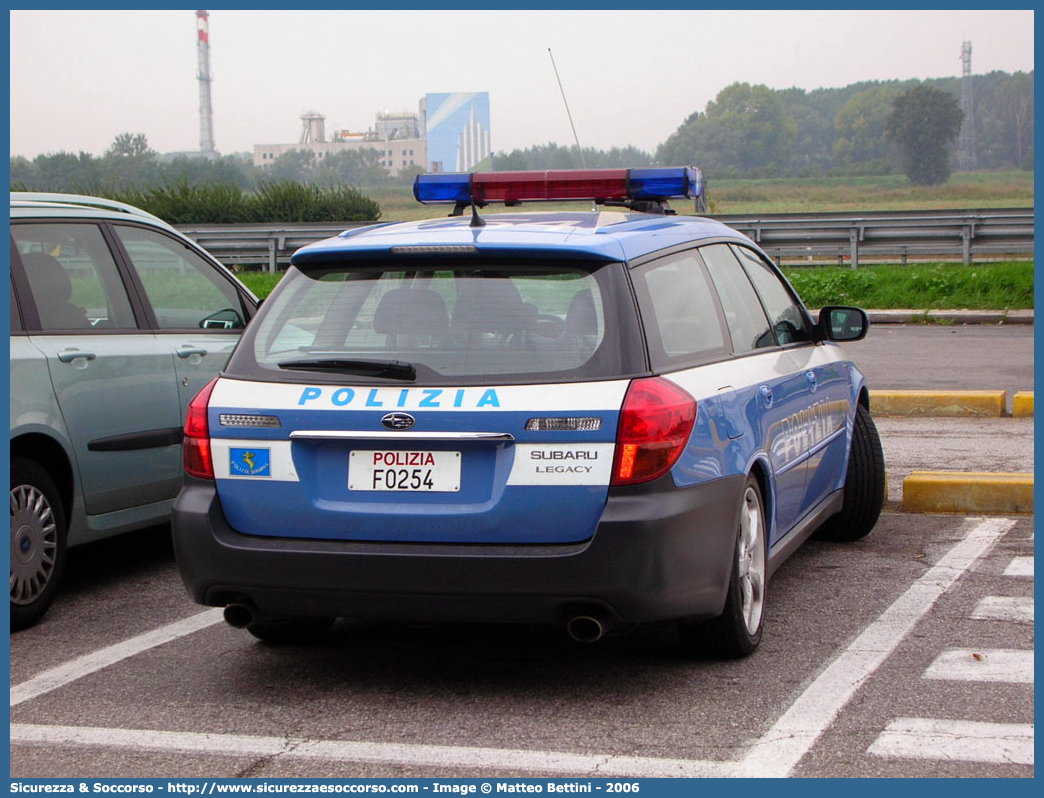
175,222 -> 362,273
715,208 -> 1034,268
176,208 -> 1034,273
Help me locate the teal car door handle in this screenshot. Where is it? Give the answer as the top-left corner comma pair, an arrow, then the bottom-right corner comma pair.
57,349 -> 96,363
176,347 -> 209,359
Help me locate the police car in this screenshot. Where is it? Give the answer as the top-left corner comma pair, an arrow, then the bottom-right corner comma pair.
172,167 -> 884,657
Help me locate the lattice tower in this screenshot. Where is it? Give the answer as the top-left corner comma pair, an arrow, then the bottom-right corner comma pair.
957,40 -> 977,171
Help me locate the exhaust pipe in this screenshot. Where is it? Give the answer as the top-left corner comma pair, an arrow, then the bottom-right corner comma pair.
223,603 -> 255,629
566,610 -> 614,643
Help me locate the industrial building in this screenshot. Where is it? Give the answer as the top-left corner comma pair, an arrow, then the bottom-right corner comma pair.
253,111 -> 426,177
253,93 -> 491,177
189,12 -> 489,176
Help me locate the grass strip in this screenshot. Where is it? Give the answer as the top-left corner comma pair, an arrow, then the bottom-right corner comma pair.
236,260 -> 1033,309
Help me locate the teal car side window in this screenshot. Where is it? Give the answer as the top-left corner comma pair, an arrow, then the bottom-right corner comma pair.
13,223 -> 137,332
113,224 -> 246,330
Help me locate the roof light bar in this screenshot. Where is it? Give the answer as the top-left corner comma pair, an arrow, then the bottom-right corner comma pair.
414,167 -> 704,207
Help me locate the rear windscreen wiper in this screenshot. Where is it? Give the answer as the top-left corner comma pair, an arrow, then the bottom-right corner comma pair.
277,358 -> 417,381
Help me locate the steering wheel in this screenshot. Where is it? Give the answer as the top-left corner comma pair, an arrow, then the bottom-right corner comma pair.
199,308 -> 242,330
535,314 -> 565,335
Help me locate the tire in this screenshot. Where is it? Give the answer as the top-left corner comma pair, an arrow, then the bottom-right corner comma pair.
814,404 -> 885,542
246,616 -> 335,644
679,476 -> 767,659
10,457 -> 68,631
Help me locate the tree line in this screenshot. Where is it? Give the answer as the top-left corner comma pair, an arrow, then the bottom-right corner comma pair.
9,132 -> 413,195
658,72 -> 1031,181
503,72 -> 1032,184
10,71 -> 1032,195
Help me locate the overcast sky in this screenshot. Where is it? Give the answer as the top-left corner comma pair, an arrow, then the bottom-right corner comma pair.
8,8 -> 1035,161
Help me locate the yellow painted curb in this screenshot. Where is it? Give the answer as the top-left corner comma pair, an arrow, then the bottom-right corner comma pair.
871,390 -> 1006,417
903,472 -> 1034,515
1013,391 -> 1034,418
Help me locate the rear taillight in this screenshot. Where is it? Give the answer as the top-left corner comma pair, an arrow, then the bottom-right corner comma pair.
183,378 -> 218,480
611,377 -> 697,487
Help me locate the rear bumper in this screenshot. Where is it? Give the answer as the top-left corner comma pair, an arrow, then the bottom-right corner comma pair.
171,473 -> 744,626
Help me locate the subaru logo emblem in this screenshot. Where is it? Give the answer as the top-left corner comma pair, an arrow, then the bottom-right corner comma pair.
382,412 -> 416,431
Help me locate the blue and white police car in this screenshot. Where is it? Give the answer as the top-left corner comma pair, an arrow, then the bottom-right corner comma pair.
172,167 -> 885,657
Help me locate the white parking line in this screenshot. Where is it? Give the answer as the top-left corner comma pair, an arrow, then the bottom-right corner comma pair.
868,718 -> 1034,765
971,595 -> 1034,623
923,648 -> 1035,684
1004,556 -> 1034,577
10,609 -> 224,707
734,516 -> 1015,777
8,723 -> 734,778
9,518 -> 1018,777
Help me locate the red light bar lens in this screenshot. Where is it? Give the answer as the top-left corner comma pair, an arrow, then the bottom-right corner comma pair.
473,170 -> 629,203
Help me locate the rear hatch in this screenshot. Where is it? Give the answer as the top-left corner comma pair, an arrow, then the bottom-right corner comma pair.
207,255 -> 646,545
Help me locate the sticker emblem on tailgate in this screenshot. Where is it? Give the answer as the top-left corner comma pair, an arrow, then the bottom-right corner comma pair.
229,448 -> 271,477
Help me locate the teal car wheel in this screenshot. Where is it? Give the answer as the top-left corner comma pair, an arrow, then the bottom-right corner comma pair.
10,457 -> 67,630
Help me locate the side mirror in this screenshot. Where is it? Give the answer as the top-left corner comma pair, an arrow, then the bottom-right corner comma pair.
817,306 -> 869,342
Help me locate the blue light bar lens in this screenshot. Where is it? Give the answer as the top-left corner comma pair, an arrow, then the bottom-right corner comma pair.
629,167 -> 703,200
414,173 -> 471,204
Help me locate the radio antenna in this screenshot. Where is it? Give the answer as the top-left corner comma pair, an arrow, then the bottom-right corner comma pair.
548,48 -> 587,168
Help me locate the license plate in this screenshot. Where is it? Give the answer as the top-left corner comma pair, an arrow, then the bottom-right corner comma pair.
349,450 -> 461,492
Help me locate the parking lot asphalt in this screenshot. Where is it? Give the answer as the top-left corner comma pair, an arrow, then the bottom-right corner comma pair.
854,315 -> 1034,516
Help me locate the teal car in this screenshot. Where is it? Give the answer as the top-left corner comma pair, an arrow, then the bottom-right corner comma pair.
9,193 -> 258,629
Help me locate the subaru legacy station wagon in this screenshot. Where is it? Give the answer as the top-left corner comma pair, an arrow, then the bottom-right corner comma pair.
172,167 -> 884,657
10,192 -> 257,629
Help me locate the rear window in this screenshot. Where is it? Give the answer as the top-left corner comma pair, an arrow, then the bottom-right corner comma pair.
230,260 -> 645,384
